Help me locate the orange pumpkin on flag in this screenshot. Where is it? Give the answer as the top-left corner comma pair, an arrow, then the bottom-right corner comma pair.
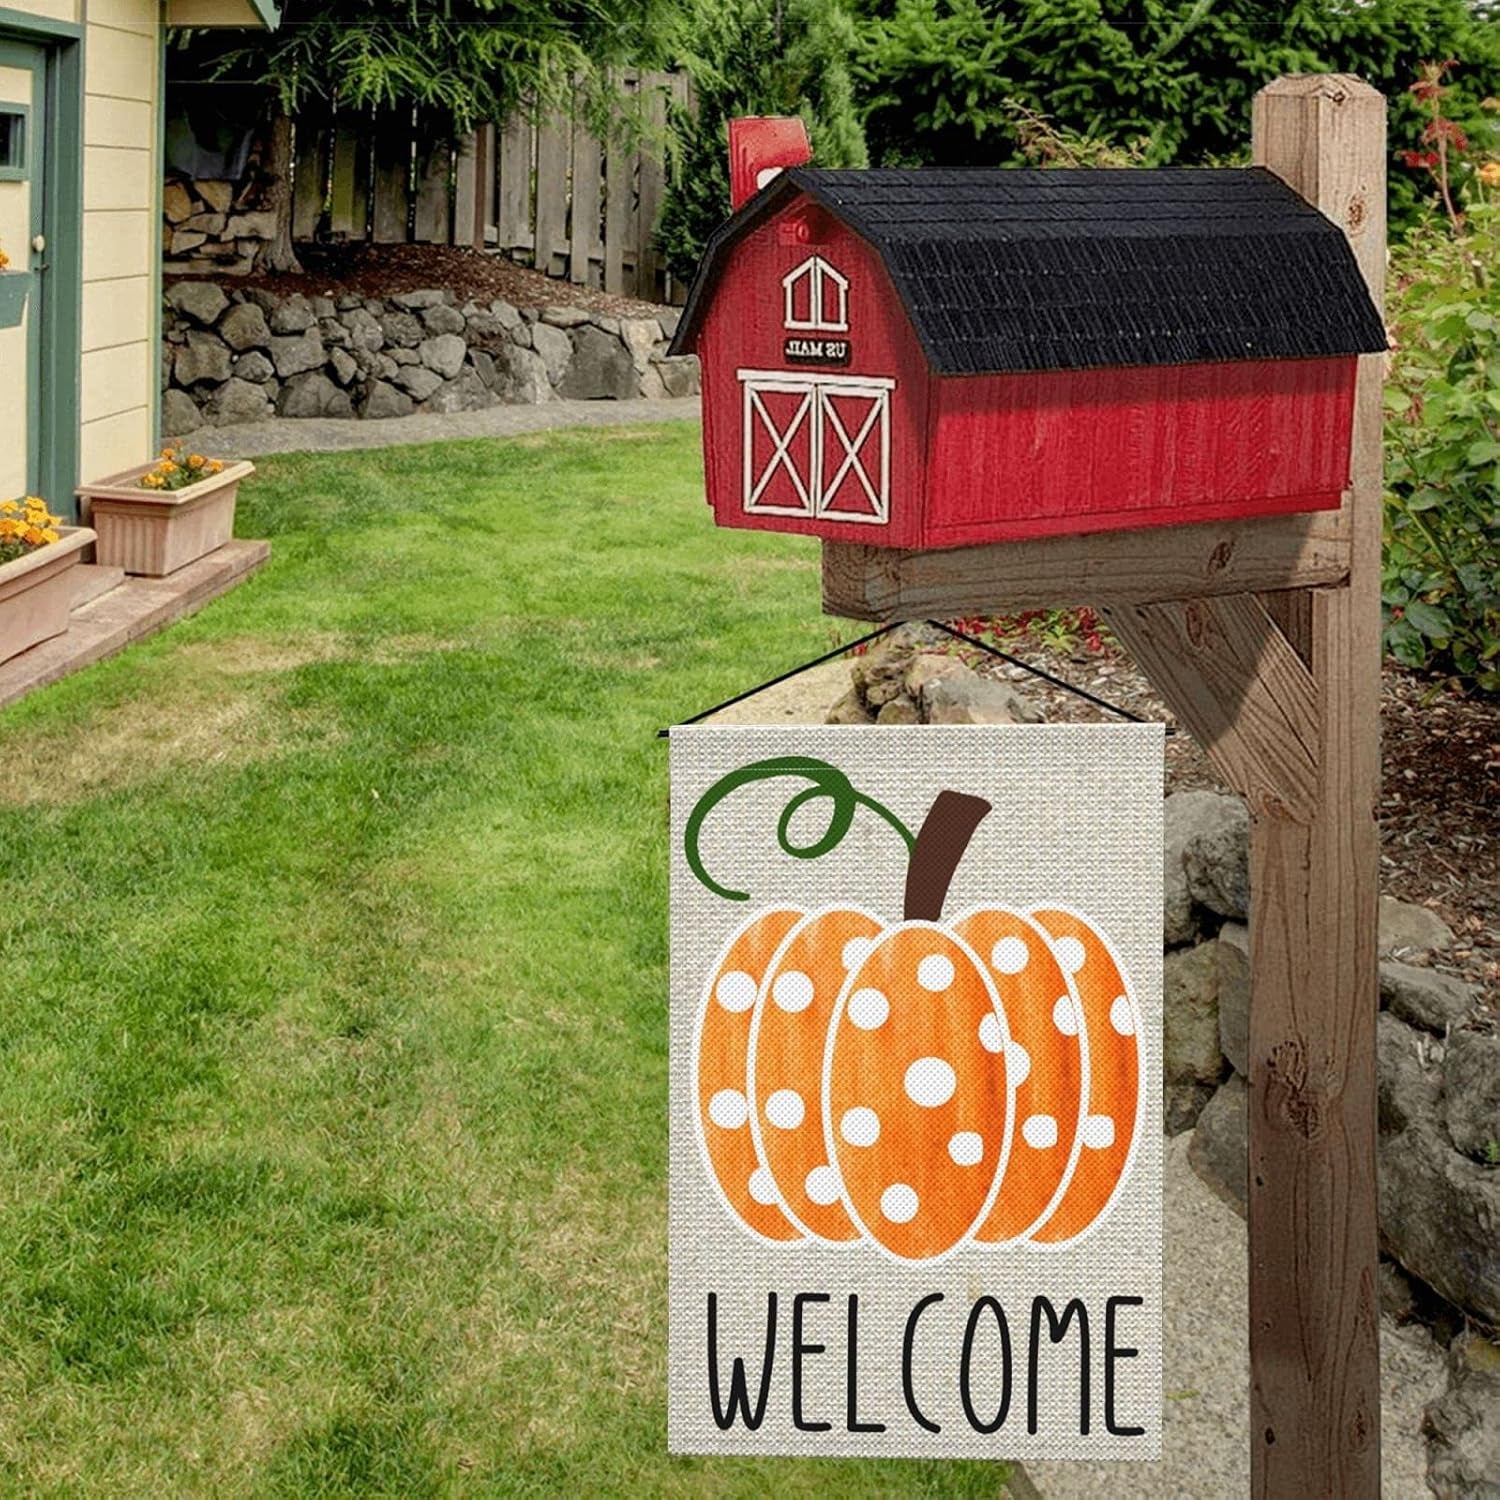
689,758 -> 1141,1263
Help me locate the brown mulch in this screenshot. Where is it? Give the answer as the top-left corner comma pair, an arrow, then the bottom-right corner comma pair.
968,639 -> 1499,1003
164,242 -> 672,318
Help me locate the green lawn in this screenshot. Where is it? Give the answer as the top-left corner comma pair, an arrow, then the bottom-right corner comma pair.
0,426 -> 1004,1496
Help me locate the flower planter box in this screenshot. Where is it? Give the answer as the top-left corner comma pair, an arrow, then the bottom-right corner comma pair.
0,271 -> 30,330
0,526 -> 95,665
78,459 -> 254,577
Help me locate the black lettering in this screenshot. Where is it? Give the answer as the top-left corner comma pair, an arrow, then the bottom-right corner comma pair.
707,1292 -> 777,1431
960,1295 -> 1012,1434
1028,1297 -> 1091,1435
792,1292 -> 831,1432
845,1295 -> 885,1432
1105,1296 -> 1146,1437
902,1292 -> 944,1434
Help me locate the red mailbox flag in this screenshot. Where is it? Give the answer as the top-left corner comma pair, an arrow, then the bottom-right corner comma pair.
728,117 -> 813,211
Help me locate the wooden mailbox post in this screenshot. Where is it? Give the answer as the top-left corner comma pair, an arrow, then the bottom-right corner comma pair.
819,76 -> 1386,1495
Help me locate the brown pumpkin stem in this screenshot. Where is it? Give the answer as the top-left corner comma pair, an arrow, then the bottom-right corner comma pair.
902,790 -> 991,921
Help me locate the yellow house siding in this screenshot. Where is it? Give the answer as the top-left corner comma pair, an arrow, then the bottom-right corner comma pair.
0,0 -> 82,23
80,3 -> 161,483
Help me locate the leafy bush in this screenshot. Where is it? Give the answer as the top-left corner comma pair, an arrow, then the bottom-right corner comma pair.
851,0 -> 1500,231
656,0 -> 867,283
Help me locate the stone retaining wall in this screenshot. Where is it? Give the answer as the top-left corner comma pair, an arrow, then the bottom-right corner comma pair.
161,281 -> 700,431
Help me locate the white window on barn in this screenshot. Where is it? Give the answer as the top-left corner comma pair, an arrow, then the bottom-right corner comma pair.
739,369 -> 892,525
782,255 -> 849,332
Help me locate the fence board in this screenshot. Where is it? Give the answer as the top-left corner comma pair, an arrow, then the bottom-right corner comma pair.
497,111 -> 534,253
329,119 -> 367,239
453,131 -> 480,248
292,110 -> 328,241
413,128 -> 451,243
371,110 -> 410,243
534,108 -> 570,275
570,105 -> 602,287
635,75 -> 669,301
602,70 -> 635,295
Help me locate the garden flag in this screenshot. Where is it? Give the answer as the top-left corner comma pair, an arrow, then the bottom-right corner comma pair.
668,723 -> 1164,1461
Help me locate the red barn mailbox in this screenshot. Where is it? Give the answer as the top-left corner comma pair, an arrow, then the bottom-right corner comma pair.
669,163 -> 1387,549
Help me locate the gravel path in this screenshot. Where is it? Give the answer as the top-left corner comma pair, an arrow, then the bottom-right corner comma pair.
177,394 -> 702,458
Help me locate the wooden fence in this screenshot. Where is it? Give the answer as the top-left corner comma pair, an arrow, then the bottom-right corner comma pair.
289,70 -> 691,304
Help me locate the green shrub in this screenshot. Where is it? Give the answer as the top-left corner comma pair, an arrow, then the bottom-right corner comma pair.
656,0 -> 868,284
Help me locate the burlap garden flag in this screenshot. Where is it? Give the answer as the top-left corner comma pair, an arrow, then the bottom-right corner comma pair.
668,723 -> 1163,1461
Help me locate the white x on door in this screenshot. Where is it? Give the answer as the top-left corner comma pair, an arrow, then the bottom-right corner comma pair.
739,369 -> 893,525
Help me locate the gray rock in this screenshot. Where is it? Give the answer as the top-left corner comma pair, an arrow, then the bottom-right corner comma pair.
206,376 -> 273,425
850,623 -> 944,707
1188,1072 -> 1247,1216
1180,792 -> 1250,920
241,288 -> 283,314
385,347 -> 417,367
1425,1335 -> 1500,1500
589,311 -> 620,336
925,672 -> 1043,725
380,309 -> 425,348
494,344 -> 554,405
619,316 -> 660,371
375,352 -> 399,381
310,295 -> 336,318
520,306 -> 540,323
165,280 -> 228,326
488,299 -> 522,329
159,387 -> 202,437
393,288 -> 447,310
1164,941 -> 1227,1087
393,365 -> 444,401
460,310 -> 510,351
1378,1256 -> 1421,1321
196,179 -> 233,215
876,694 -> 921,725
232,349 -> 275,384
1164,1080 -> 1217,1136
540,303 -> 590,328
1381,960 -> 1476,1034
174,329 -> 232,386
1378,1011 -> 1442,1136
529,321 -> 573,385
1217,922 -> 1250,1076
556,325 -> 636,400
1163,791 -> 1216,946
656,306 -> 682,339
359,381 -> 414,420
421,302 -> 467,336
363,298 -> 384,316
1380,896 -> 1456,958
170,228 -> 207,257
509,322 -> 533,350
225,210 -> 277,240
825,688 -> 874,726
654,353 -> 701,397
335,293 -> 364,312
422,371 -> 494,414
268,294 -> 315,334
470,349 -> 497,390
317,317 -> 351,349
327,348 -> 358,386
1442,1031 -> 1500,1162
418,333 -> 467,380
218,301 -> 271,352
277,371 -> 353,419
269,329 -> 325,379
181,211 -> 226,235
637,362 -> 668,399
905,652 -> 965,703
339,306 -> 385,353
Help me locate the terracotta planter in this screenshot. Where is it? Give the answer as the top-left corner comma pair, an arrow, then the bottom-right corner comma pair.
78,459 -> 254,577
0,526 -> 95,664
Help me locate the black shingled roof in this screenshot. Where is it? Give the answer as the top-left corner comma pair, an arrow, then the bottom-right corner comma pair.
669,166 -> 1387,376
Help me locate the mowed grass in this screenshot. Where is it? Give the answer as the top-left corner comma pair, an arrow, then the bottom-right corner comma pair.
0,426 -> 1004,1496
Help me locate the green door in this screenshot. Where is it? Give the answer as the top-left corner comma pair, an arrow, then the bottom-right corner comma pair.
0,37 -> 45,503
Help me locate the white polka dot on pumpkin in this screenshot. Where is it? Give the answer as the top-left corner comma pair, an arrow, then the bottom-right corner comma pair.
772,970 -> 814,1013
880,1183 -> 919,1223
948,1131 -> 984,1167
990,935 -> 1030,974
1081,1115 -> 1116,1149
715,970 -> 757,1013
1052,994 -> 1081,1036
842,937 -> 873,971
1053,936 -> 1087,975
748,1167 -> 779,1205
916,953 -> 954,992
765,1089 -> 805,1130
978,1012 -> 1004,1054
708,1089 -> 749,1129
1110,994 -> 1135,1035
805,1164 -> 841,1205
840,1106 -> 880,1147
1006,1040 -> 1032,1085
1022,1113 -> 1059,1149
847,987 -> 890,1030
905,1057 -> 956,1108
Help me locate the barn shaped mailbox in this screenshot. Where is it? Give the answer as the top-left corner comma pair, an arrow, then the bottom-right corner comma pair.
670,166 -> 1387,549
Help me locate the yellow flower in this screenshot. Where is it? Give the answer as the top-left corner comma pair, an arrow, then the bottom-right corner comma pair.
40,527 -> 58,544
0,499 -> 16,515
188,454 -> 204,469
0,518 -> 18,539
1479,162 -> 1500,189
22,525 -> 44,546
209,459 -> 224,473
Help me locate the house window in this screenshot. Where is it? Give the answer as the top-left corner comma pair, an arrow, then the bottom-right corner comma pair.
0,107 -> 28,181
738,369 -> 893,525
782,255 -> 849,333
